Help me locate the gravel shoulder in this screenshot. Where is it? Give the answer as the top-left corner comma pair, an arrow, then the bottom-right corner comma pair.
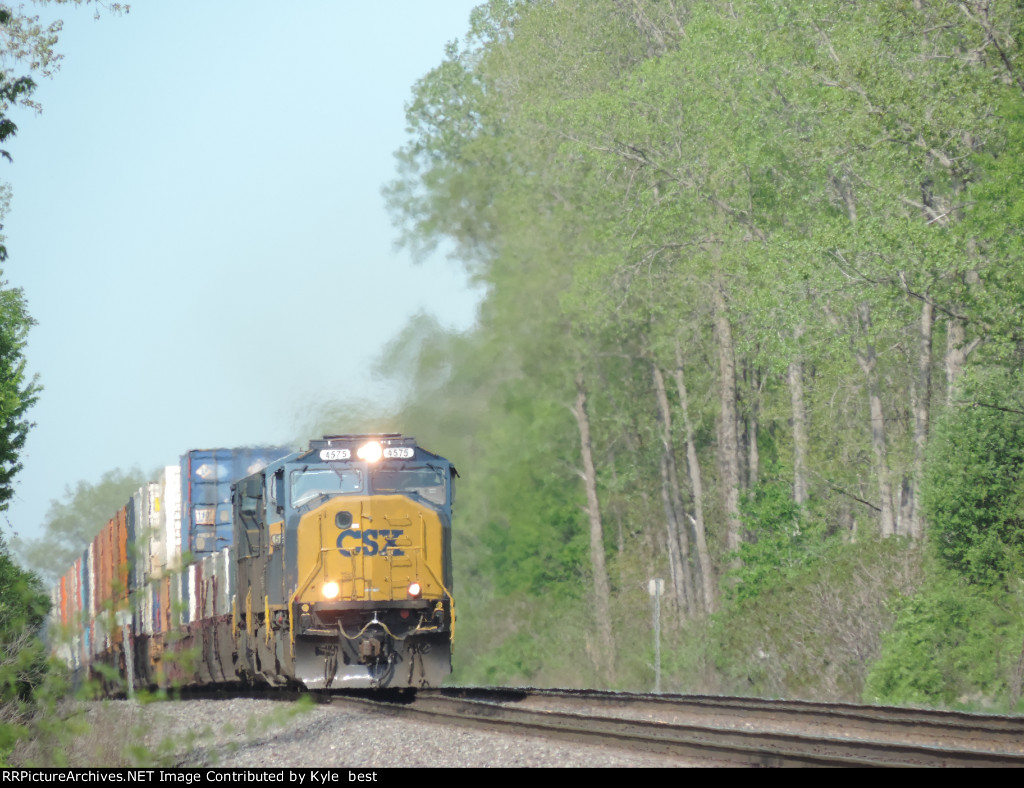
54,698 -> 712,768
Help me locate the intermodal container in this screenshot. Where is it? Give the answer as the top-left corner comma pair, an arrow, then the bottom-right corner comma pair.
180,447 -> 291,556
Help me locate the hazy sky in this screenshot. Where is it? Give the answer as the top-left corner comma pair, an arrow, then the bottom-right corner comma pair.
2,1 -> 484,544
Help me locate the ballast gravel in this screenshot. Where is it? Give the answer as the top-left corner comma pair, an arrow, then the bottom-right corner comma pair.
73,698 -> 710,768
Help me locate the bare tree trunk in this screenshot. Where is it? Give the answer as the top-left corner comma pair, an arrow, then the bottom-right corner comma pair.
910,299 -> 934,539
788,326 -> 810,506
652,363 -> 695,619
747,363 -> 760,489
945,315 -> 982,405
606,454 -> 626,557
657,458 -> 691,618
856,303 -> 896,537
572,372 -> 616,683
674,343 -> 715,614
600,374 -> 654,549
713,273 -> 743,552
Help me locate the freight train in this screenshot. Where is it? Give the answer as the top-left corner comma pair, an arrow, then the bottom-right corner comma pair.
49,435 -> 456,692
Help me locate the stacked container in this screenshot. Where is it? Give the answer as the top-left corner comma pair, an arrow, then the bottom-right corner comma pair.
180,448 -> 291,556
177,448 -> 290,626
48,445 -> 292,689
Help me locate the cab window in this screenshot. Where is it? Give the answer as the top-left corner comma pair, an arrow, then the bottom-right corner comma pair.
371,467 -> 446,506
290,468 -> 363,507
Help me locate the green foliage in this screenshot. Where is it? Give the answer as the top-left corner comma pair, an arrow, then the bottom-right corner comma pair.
865,571 -> 1024,710
477,387 -> 589,600
452,595 -> 604,688
372,0 -> 1024,697
0,71 -> 34,169
0,534 -> 50,763
868,368 -> 1024,710
0,535 -> 47,636
469,630 -> 543,686
962,86 -> 1024,356
714,538 -> 923,701
0,1 -> 129,167
727,473 -> 832,604
0,275 -> 40,515
0,0 -> 131,525
922,368 -> 1024,586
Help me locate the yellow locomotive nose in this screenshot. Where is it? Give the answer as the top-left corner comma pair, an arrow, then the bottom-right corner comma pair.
296,494 -> 447,604
287,434 -> 455,690
292,489 -> 453,689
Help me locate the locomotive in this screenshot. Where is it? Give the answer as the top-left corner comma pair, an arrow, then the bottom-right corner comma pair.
49,434 -> 457,692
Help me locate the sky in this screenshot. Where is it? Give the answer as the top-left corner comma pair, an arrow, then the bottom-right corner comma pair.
1,1 -> 485,546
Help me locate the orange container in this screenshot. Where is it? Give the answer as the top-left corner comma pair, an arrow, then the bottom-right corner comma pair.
116,506 -> 129,607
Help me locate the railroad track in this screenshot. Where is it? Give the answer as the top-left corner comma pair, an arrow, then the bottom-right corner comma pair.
327,687 -> 1024,767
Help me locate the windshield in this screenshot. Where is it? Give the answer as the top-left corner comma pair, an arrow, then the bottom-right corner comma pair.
290,467 -> 363,507
371,466 -> 447,506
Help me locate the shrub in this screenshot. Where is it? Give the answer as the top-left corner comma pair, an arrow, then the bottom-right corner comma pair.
0,535 -> 51,763
922,368 -> 1024,587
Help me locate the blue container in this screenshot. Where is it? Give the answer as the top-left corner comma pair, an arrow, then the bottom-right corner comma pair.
180,446 -> 293,555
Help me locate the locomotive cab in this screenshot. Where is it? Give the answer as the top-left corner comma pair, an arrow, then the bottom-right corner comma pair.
233,434 -> 455,689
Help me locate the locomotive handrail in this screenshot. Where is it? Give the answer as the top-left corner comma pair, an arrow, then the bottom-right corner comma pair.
288,585 -> 297,660
293,504 -> 334,605
414,545 -> 455,641
285,509 -> 333,660
289,550 -> 332,659
293,551 -> 328,609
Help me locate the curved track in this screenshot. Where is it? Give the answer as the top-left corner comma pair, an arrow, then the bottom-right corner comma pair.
326,687 -> 1024,767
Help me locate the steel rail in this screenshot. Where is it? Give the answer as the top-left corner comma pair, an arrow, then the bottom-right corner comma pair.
328,687 -> 1024,767
434,686 -> 1024,752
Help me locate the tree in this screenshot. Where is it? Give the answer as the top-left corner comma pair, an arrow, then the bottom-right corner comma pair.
0,1 -> 131,523
377,0 -> 1024,693
0,0 -> 132,528
0,275 -> 39,518
865,574 -> 1024,710
0,532 -> 49,763
0,3 -> 41,519
922,369 -> 1024,587
0,2 -> 127,169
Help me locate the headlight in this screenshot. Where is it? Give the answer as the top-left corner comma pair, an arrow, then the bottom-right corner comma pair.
407,581 -> 422,599
357,441 -> 383,463
322,581 -> 340,600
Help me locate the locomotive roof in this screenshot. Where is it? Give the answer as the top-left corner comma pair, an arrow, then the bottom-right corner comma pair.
309,434 -> 418,449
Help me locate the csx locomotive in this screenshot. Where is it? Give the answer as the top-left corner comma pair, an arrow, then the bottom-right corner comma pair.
50,435 -> 456,691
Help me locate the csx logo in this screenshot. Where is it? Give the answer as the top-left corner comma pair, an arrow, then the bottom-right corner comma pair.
337,529 -> 405,557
